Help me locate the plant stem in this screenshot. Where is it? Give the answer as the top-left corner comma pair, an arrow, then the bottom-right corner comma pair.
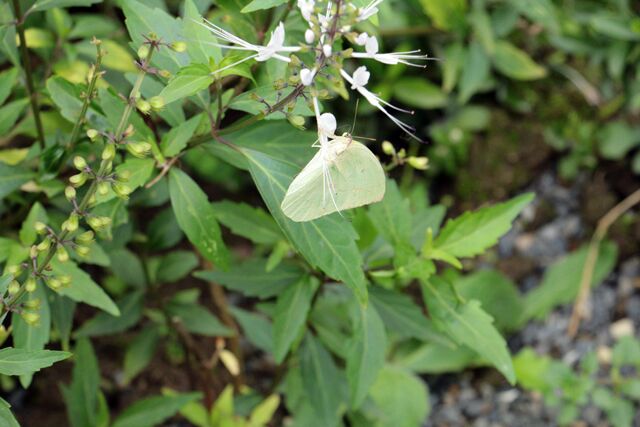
12,0 -> 45,149
0,48 -> 156,320
567,188 -> 640,337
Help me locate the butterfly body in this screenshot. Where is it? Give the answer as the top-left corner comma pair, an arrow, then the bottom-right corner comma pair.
281,136 -> 386,222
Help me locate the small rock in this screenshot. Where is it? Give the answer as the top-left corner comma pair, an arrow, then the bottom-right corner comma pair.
596,345 -> 612,365
610,318 -> 635,339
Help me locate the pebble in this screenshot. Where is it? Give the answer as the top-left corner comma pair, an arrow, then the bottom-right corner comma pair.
610,318 -> 635,339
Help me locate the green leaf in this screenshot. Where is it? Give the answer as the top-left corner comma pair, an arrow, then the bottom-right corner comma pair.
30,0 -> 102,13
64,338 -> 100,427
0,99 -> 29,135
273,276 -> 318,363
195,258 -> 303,298
161,115 -> 200,157
245,149 -> 368,302
212,200 -> 283,245
166,301 -> 234,337
155,251 -> 199,284
230,307 -> 273,354
19,202 -> 48,246
159,64 -> 214,105
455,270 -> 525,331
590,14 -> 640,41
0,398 -> 19,427
242,0 -> 288,13
368,365 -> 430,427
0,348 -> 69,376
169,168 -> 229,269
0,67 -> 18,106
123,326 -> 160,384
74,291 -> 143,337
300,334 -> 344,425
433,193 -> 534,259
12,285 -> 51,388
346,303 -> 387,409
492,41 -> 547,80
420,0 -> 467,31
524,242 -> 617,320
394,342 -> 478,374
393,78 -> 448,109
421,277 -> 516,383
370,286 -> 452,345
51,259 -> 120,316
183,0 -> 222,63
46,76 -> 90,122
458,41 -> 490,103
598,121 -> 640,160
112,393 -> 201,427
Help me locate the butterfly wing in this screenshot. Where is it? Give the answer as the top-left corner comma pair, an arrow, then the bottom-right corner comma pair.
281,139 -> 385,222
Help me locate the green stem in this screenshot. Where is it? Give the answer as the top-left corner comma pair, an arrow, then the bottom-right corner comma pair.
12,0 -> 45,150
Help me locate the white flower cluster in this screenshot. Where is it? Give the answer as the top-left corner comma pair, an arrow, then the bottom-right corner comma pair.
199,0 -> 431,142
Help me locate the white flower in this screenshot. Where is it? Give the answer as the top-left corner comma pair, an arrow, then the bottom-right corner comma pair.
300,68 -> 316,86
318,112 -> 337,137
198,20 -> 301,73
352,35 -> 431,67
357,0 -> 384,22
340,67 -> 419,140
298,0 -> 315,22
305,28 -> 315,44
355,32 -> 369,46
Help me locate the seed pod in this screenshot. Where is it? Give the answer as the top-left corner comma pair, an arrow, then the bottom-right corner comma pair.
47,277 -> 62,290
102,143 -> 116,161
75,230 -> 94,245
158,69 -> 172,79
65,186 -> 77,200
407,156 -> 429,170
21,311 -> 40,326
97,181 -> 111,196
149,96 -> 165,110
136,99 -> 152,114
86,129 -> 99,140
36,237 -> 51,252
75,245 -> 91,258
113,183 -> 132,200
34,221 -> 47,234
58,275 -> 72,286
64,213 -> 79,232
137,44 -> 150,59
73,156 -> 87,170
170,41 -> 187,52
29,245 -> 38,259
6,265 -> 21,275
116,170 -> 131,183
382,141 -> 395,156
24,277 -> 36,293
8,280 -> 20,295
126,141 -> 151,158
56,245 -> 69,262
23,298 -> 41,309
69,172 -> 88,188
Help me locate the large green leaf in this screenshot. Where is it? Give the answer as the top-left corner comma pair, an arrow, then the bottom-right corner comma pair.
51,259 -> 120,316
421,277 -> 515,383
458,41 -> 491,103
524,242 -> 617,320
0,398 -> 19,427
433,193 -> 533,259
0,162 -> 32,201
300,334 -> 344,425
493,41 -> 547,80
0,348 -> 70,376
242,0 -> 288,13
169,168 -> 229,269
0,68 -> 18,106
183,0 -> 222,63
30,0 -> 102,12
245,149 -> 368,302
346,303 -> 387,409
64,338 -> 100,427
112,393 -> 201,427
74,291 -> 143,337
166,301 -> 234,337
212,200 -> 283,245
420,0 -> 467,31
273,276 -> 318,363
158,64 -> 214,105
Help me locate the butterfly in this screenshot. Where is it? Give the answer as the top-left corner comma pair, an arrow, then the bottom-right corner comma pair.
281,132 -> 386,222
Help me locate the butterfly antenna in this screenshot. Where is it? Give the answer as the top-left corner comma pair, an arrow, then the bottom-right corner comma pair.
350,98 -> 359,137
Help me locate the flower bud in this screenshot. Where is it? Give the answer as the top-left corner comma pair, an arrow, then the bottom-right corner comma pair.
288,115 -> 306,128
34,221 -> 47,235
323,44 -> 332,57
137,44 -> 150,59
8,280 -> 20,295
382,141 -> 395,155
29,245 -> 38,259
58,275 -> 72,286
102,143 -> 116,161
37,237 -> 51,252
113,183 -> 132,199
136,99 -> 152,114
149,96 -> 165,110
65,186 -> 77,200
75,230 -> 94,245
6,265 -> 21,275
63,213 -> 79,232
87,216 -> 111,231
73,156 -> 87,170
126,141 -> 151,158
305,29 -> 315,44
97,181 -> 111,196
24,277 -> 36,293
86,129 -> 99,140
69,172 -> 88,188
21,311 -> 40,326
170,41 -> 187,52
75,245 -> 91,258
158,69 -> 172,79
407,156 -> 429,170
56,245 -> 69,262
